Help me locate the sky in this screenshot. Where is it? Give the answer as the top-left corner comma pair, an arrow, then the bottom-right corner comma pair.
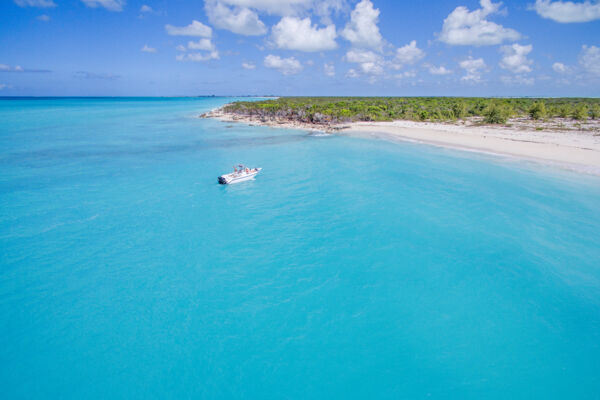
1,0 -> 599,96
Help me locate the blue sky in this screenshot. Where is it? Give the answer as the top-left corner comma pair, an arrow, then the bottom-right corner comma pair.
1,0 -> 599,96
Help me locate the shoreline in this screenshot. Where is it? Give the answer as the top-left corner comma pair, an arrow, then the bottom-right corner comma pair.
202,108 -> 600,176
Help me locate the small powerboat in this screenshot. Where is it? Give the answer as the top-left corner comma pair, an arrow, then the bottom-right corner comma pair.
218,165 -> 262,184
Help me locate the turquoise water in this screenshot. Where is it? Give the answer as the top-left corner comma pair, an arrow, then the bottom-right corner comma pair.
1,97 -> 600,399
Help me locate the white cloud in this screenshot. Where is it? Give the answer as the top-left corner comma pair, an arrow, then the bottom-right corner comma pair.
188,38 -> 215,51
81,0 -> 125,11
176,51 -> 220,62
552,62 -> 569,73
531,0 -> 600,23
579,44 -> 600,75
340,0 -> 383,51
242,62 -> 256,69
207,0 -> 335,17
0,83 -> 7,90
204,0 -> 345,35
141,44 -> 157,53
37,14 -> 51,21
459,56 -> 487,82
264,54 -> 303,75
345,49 -> 380,64
205,0 -> 267,36
176,45 -> 187,52
395,70 -> 417,79
393,40 -> 425,68
140,4 -> 153,13
499,43 -> 533,73
324,62 -> 335,76
0,65 -> 9,71
427,64 -> 453,75
439,0 -> 521,46
271,17 -> 337,52
165,20 -> 212,37
14,0 -> 56,7
345,48 -> 384,75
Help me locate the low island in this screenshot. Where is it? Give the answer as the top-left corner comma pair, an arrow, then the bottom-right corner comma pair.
203,97 -> 600,175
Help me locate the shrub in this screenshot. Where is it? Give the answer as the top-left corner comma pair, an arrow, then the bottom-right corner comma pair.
590,104 -> 600,120
558,105 -> 571,118
484,103 -> 512,124
529,101 -> 547,120
572,104 -> 588,121
451,102 -> 467,119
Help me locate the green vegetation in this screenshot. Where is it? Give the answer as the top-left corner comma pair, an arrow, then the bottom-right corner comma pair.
529,101 -> 547,120
484,102 -> 512,124
223,97 -> 600,125
572,104 -> 589,121
590,104 -> 600,120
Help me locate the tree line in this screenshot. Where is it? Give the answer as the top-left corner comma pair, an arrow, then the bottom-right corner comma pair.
223,97 -> 600,124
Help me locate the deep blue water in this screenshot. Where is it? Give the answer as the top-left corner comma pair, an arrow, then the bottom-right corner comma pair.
1,97 -> 600,399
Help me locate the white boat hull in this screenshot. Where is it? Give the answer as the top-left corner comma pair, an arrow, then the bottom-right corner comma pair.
218,168 -> 262,184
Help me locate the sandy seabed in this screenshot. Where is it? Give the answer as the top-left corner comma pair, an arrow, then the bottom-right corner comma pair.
203,108 -> 600,176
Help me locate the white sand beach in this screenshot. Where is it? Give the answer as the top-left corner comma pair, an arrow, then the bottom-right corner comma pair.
204,108 -> 600,175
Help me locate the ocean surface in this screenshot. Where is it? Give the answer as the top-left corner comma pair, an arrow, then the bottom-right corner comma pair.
1,97 -> 600,399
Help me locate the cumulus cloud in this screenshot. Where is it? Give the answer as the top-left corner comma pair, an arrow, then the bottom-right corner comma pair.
205,0 -> 267,36
81,0 -> 125,11
531,0 -> 600,23
165,20 -> 212,37
340,0 -> 383,51
204,0 -> 346,35
345,48 -> 384,75
37,14 -> 51,21
427,64 -> 453,75
188,38 -> 215,51
14,0 -> 56,7
174,38 -> 218,60
395,70 -> 417,79
141,44 -> 157,53
499,43 -> 533,73
393,41 -> 425,68
206,0 -> 343,17
242,62 -> 256,69
264,54 -> 303,75
439,0 -> 521,46
271,17 -> 337,52
324,62 -> 335,76
176,51 -> 220,62
0,83 -> 7,90
140,4 -> 153,13
579,44 -> 600,75
552,62 -> 569,73
459,56 -> 487,82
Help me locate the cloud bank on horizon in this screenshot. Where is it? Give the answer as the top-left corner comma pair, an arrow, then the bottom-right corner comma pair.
1,0 -> 600,95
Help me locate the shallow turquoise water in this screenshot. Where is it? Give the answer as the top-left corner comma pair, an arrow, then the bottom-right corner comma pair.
1,97 -> 600,399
